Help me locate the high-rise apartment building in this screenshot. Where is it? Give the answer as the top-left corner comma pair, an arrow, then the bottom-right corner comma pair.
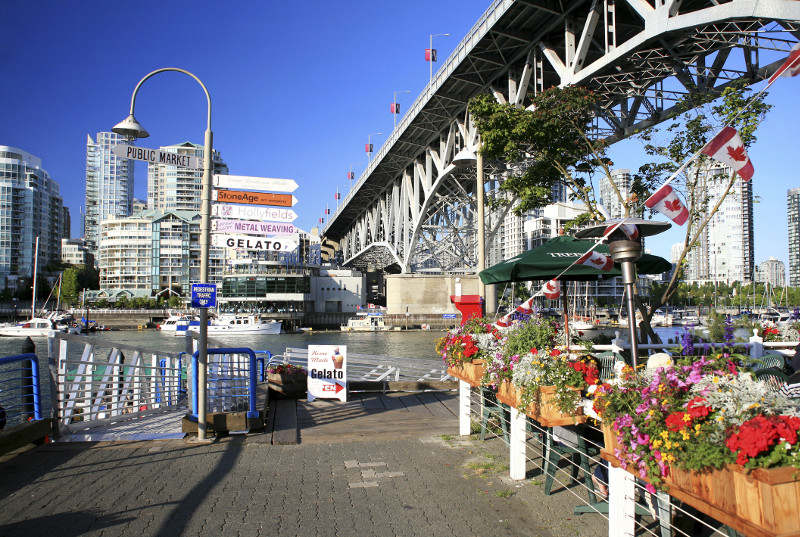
84,132 -> 135,254
788,188 -> 800,287
598,169 -> 640,219
147,142 -> 228,211
756,257 -> 786,288
0,146 -> 68,289
685,164 -> 754,284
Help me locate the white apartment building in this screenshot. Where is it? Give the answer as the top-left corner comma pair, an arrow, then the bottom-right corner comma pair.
756,257 -> 786,288
0,146 -> 67,290
98,209 -> 224,296
85,132 -> 135,254
61,238 -> 94,267
599,169 -> 633,218
147,142 -> 227,211
684,164 -> 754,284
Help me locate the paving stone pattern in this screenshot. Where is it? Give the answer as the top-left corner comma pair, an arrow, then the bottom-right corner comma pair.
0,434 -> 609,537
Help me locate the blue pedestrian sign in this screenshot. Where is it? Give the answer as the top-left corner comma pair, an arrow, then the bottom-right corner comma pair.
442,314 -> 457,319
191,283 -> 217,308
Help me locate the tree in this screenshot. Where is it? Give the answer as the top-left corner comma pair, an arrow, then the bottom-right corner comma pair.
60,267 -> 80,305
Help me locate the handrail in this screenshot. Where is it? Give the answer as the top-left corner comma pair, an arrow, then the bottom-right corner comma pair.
0,353 -> 42,424
191,348 -> 259,419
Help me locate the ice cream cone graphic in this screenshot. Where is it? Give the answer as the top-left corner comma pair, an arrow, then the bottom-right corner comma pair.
332,347 -> 343,369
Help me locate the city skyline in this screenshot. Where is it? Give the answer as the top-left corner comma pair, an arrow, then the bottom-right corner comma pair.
1,1 -> 797,273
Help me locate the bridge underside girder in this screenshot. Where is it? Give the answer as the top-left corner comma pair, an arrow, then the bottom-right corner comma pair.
324,0 -> 800,274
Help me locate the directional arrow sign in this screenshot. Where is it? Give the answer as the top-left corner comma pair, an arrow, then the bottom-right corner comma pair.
212,219 -> 295,236
212,189 -> 297,207
112,144 -> 201,168
212,204 -> 297,222
213,174 -> 297,193
212,235 -> 298,252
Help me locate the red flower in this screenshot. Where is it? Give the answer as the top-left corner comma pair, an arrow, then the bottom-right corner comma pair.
686,397 -> 711,419
666,412 -> 690,432
530,347 -> 538,355
726,414 -> 800,465
550,349 -> 561,356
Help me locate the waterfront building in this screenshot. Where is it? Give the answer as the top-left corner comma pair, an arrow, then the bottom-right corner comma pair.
147,142 -> 227,211
684,164 -> 754,284
788,187 -> 800,287
0,146 -> 68,291
756,257 -> 786,289
61,238 -> 94,267
84,132 -> 135,255
98,209 -> 224,297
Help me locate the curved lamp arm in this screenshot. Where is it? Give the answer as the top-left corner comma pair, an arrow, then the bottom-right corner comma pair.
128,67 -> 211,131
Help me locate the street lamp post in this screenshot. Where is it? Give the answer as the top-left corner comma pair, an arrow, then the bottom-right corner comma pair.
429,33 -> 450,84
112,67 -> 214,442
392,90 -> 410,131
366,132 -> 382,164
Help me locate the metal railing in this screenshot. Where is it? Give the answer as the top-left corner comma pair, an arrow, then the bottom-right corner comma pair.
270,347 -> 451,383
49,333 -> 185,434
189,348 -> 259,418
0,353 -> 43,429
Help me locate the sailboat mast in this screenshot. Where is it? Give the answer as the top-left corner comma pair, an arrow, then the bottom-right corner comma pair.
31,237 -> 39,319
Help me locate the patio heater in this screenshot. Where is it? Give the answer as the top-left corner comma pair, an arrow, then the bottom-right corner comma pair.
575,218 -> 670,369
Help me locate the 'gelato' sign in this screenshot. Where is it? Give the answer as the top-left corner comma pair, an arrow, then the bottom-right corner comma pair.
307,345 -> 347,402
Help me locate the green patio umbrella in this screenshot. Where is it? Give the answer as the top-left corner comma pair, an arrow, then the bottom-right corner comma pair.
479,235 -> 672,285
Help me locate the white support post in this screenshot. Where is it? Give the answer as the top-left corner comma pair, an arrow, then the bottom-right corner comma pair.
459,380 -> 471,436
509,407 -> 527,480
608,466 -> 635,537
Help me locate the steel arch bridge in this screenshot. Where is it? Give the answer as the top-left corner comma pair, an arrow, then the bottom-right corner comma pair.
321,0 -> 800,274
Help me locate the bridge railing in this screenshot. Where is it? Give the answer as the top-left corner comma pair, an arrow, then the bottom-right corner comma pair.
48,333 -> 186,435
334,0 -> 510,219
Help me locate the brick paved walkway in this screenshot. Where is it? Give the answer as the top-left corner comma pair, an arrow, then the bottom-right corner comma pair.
0,432 -> 609,537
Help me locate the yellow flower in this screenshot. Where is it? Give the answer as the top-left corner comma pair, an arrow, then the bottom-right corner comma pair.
652,439 -> 663,449
712,376 -> 720,384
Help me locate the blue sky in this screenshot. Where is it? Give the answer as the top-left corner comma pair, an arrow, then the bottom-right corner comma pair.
0,1 -> 797,271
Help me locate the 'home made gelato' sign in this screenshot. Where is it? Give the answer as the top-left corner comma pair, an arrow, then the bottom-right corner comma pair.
307,345 -> 347,402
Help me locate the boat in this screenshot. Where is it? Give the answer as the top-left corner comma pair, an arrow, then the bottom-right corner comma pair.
186,314 -> 281,335
340,315 -> 392,332
0,237 -> 63,337
569,319 -> 596,331
157,312 -> 195,334
0,317 -> 60,337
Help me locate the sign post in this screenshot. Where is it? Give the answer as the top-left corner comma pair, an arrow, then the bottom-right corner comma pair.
307,345 -> 347,402
112,144 -> 201,168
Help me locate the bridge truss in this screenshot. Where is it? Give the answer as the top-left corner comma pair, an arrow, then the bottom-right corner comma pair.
321,0 -> 800,273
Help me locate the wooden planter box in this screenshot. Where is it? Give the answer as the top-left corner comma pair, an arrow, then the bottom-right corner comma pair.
268,373 -> 307,398
446,359 -> 486,387
495,381 -> 586,427
601,422 -> 621,454
602,451 -> 800,537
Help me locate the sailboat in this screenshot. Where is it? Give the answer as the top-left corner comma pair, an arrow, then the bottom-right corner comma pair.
0,237 -> 60,337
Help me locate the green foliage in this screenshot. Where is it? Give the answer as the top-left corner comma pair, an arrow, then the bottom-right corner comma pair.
469,86 -> 612,218
167,296 -> 184,309
502,316 -> 558,357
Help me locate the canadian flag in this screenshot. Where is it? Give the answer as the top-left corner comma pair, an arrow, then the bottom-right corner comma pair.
768,42 -> 800,85
603,223 -> 639,241
576,251 -> 614,272
541,279 -> 561,300
516,296 -> 535,314
494,315 -> 512,328
700,126 -> 754,181
645,184 -> 689,226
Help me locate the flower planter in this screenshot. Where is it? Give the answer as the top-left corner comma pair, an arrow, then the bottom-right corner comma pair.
495,382 -> 586,426
496,381 -> 537,416
601,422 -> 621,454
268,373 -> 307,398
602,451 -> 800,537
446,359 -> 486,387
537,385 -> 586,427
